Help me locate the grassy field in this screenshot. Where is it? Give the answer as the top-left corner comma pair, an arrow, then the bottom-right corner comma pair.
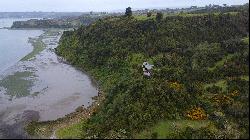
208,54 -> 235,71
135,120 -> 211,139
134,11 -> 239,21
26,120 -> 85,139
242,36 -> 249,45
203,80 -> 227,92
55,121 -> 85,139
240,75 -> 249,81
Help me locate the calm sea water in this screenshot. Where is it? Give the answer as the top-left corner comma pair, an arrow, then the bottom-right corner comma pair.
0,19 -> 98,139
0,18 -> 43,74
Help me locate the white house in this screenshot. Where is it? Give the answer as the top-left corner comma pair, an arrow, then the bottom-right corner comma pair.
142,62 -> 154,76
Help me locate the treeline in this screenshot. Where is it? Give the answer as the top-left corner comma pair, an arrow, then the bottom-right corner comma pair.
191,3 -> 249,14
11,15 -> 106,29
56,6 -> 249,139
11,19 -> 75,28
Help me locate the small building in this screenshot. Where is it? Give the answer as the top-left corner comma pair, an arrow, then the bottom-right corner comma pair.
142,62 -> 154,77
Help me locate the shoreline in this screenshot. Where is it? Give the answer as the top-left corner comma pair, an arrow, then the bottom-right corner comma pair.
20,34 -> 46,61
22,30 -> 104,139
24,58 -> 105,138
1,28 -> 100,139
57,56 -> 100,89
25,89 -> 105,138
0,29 -> 45,139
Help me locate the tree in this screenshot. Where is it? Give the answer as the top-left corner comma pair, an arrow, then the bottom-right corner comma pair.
125,7 -> 132,17
156,12 -> 163,22
147,12 -> 152,17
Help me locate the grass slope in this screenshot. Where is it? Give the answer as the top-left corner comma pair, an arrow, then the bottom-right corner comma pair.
136,120 -> 211,139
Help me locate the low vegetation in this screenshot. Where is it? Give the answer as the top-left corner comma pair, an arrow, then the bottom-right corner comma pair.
21,38 -> 45,61
25,4 -> 249,139
55,5 -> 249,139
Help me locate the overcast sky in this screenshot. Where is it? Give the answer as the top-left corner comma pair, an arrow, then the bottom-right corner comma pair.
0,0 -> 248,12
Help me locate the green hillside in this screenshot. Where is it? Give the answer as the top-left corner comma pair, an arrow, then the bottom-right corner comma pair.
51,6 -> 249,139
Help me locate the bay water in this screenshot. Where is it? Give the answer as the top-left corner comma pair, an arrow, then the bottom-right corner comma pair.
0,18 -> 42,74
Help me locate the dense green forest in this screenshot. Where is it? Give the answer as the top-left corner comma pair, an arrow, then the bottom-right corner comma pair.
55,5 -> 249,139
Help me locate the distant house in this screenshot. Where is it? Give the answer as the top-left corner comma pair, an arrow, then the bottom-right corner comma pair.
142,62 -> 154,77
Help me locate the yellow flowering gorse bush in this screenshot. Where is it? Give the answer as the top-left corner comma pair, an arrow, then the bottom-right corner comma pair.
186,107 -> 207,120
212,94 -> 233,106
169,81 -> 182,91
230,90 -> 240,97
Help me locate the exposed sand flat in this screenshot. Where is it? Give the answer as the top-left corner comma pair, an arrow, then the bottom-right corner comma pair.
0,29 -> 98,138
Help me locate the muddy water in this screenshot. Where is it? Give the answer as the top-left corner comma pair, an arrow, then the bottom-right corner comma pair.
0,30 -> 98,138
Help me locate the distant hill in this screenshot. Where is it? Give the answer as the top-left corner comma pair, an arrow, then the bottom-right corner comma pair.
0,12 -> 85,19
10,12 -> 113,29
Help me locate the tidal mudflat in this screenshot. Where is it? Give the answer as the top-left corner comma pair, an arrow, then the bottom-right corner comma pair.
0,29 -> 98,138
